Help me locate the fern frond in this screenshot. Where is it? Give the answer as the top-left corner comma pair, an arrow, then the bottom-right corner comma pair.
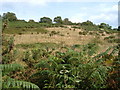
35,60 -> 49,68
67,57 -> 79,64
47,59 -> 58,69
109,46 -> 119,56
30,70 -> 51,78
3,79 -> 40,89
0,64 -> 23,76
57,64 -> 71,71
93,46 -> 113,59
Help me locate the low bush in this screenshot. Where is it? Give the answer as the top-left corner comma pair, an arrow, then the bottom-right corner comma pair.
79,31 -> 88,35
104,36 -> 115,40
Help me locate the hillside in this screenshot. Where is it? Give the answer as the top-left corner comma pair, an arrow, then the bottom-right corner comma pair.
1,13 -> 120,89
3,24 -> 119,53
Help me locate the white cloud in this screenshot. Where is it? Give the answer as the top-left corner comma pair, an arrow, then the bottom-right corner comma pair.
88,7 -> 118,28
101,5 -> 118,13
69,13 -> 87,23
1,0 -> 118,28
89,13 -> 117,23
98,4 -> 117,27
69,3 -> 118,28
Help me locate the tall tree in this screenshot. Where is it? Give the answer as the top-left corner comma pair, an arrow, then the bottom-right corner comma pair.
0,15 -> 2,19
2,12 -> 17,22
82,20 -> 93,26
63,18 -> 72,25
40,17 -> 52,24
54,16 -> 63,24
28,19 -> 35,23
99,23 -> 112,30
118,26 -> 120,31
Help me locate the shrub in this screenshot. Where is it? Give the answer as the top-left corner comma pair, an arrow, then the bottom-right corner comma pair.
60,34 -> 64,36
108,38 -> 120,43
18,32 -> 22,35
49,31 -> 60,36
67,33 -> 69,35
72,26 -> 79,29
79,31 -> 88,35
104,36 -> 115,40
89,32 -> 94,35
102,33 -> 105,36
99,31 -> 104,33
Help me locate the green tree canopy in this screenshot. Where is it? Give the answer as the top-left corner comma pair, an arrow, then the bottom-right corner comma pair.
40,17 -> 52,24
54,16 -> 63,24
82,20 -> 94,26
118,26 -> 120,30
2,12 -> 17,22
63,18 -> 72,25
28,19 -> 35,23
99,23 -> 112,30
0,15 -> 2,19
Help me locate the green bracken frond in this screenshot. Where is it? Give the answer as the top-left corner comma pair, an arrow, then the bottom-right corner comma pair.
3,78 -> 40,89
0,64 -> 23,76
30,70 -> 51,78
35,60 -> 49,68
93,46 -> 113,59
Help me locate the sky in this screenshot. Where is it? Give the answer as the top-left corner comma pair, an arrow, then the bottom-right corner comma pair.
0,0 -> 119,28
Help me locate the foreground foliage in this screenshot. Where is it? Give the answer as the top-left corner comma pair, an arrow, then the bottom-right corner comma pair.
29,44 -> 119,89
2,36 -> 120,89
1,36 -> 40,89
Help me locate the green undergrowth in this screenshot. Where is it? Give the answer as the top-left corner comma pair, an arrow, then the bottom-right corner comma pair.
3,28 -> 48,34
15,42 -> 61,49
2,31 -> 120,89
104,35 -> 120,43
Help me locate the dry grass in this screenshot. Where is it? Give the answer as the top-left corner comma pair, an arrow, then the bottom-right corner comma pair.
13,27 -> 118,49
4,26 -> 118,67
14,27 -> 91,45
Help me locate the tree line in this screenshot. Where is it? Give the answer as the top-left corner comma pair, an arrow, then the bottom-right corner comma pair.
1,12 -> 119,31
1,12 -> 72,25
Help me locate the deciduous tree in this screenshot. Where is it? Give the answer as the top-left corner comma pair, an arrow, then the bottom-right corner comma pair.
40,17 -> 52,24
54,16 -> 63,24
2,12 -> 17,22
63,18 -> 72,25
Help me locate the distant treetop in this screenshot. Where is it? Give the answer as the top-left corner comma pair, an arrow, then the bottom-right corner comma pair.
2,12 -> 17,22
40,17 -> 52,24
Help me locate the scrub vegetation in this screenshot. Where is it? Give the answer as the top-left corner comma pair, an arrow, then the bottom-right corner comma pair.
1,12 -> 120,89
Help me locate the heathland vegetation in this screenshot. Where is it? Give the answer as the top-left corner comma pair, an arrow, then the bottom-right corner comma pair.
1,12 -> 120,89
